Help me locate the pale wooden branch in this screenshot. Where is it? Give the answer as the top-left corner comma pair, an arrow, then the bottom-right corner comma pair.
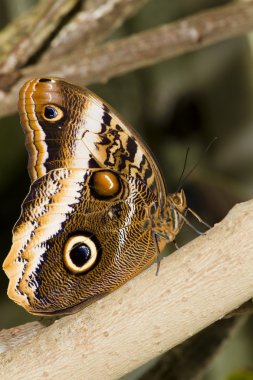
0,322 -> 44,354
43,0 -> 149,59
1,1 -> 253,118
1,199 -> 253,379
0,0 -> 149,90
29,0 -> 253,81
0,0 -> 79,75
140,317 -> 241,380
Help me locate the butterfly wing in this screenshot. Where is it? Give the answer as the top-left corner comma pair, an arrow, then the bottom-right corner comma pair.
3,77 -> 170,315
19,78 -> 166,203
3,168 -> 158,315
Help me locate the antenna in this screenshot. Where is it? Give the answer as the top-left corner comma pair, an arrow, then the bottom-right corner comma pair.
177,137 -> 218,192
176,147 -> 190,193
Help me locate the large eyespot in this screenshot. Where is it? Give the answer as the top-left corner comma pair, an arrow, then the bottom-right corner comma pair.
63,236 -> 98,274
90,170 -> 121,199
42,105 -> 64,122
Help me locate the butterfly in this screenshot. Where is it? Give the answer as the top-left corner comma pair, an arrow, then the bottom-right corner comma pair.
3,78 -> 187,315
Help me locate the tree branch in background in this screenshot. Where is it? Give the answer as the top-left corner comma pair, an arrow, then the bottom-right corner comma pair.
0,0 -> 149,90
0,199 -> 253,379
0,0 -> 79,76
0,1 -> 253,118
43,0 -> 150,59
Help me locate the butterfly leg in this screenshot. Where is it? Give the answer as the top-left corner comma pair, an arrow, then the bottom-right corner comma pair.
152,232 -> 161,276
187,207 -> 211,229
173,239 -> 179,250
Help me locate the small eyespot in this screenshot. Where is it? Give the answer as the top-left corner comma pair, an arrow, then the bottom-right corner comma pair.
63,236 -> 98,274
90,170 -> 121,199
42,105 -> 64,122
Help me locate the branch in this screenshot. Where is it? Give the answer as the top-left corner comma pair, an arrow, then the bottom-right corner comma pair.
42,0 -> 150,59
31,0 -> 253,80
139,318 -> 240,380
0,322 -> 45,354
0,0 -> 149,91
1,1 -> 253,118
0,0 -> 79,75
1,199 -> 253,379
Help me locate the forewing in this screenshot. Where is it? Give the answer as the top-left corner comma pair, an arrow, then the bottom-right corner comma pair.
19,78 -> 166,203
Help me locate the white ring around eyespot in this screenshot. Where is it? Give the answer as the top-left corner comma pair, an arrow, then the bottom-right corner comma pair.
63,235 -> 98,274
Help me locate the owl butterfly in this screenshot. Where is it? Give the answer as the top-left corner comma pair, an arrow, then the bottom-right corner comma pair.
3,78 -> 188,316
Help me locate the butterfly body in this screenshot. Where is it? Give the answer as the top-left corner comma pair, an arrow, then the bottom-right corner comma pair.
3,78 -> 187,315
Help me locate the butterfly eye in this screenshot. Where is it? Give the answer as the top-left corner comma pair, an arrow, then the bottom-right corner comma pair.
42,105 -> 64,122
63,236 -> 98,274
173,195 -> 181,205
90,171 -> 121,199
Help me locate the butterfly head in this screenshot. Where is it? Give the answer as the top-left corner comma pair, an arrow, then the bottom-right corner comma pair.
169,189 -> 187,215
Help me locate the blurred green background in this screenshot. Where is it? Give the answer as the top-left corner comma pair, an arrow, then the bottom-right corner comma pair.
0,0 -> 253,379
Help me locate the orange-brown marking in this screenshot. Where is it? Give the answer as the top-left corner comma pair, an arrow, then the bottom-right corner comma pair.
91,171 -> 120,198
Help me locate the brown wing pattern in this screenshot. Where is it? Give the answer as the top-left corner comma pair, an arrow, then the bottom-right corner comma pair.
19,78 -> 166,203
3,168 -> 158,314
3,77 -> 188,316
